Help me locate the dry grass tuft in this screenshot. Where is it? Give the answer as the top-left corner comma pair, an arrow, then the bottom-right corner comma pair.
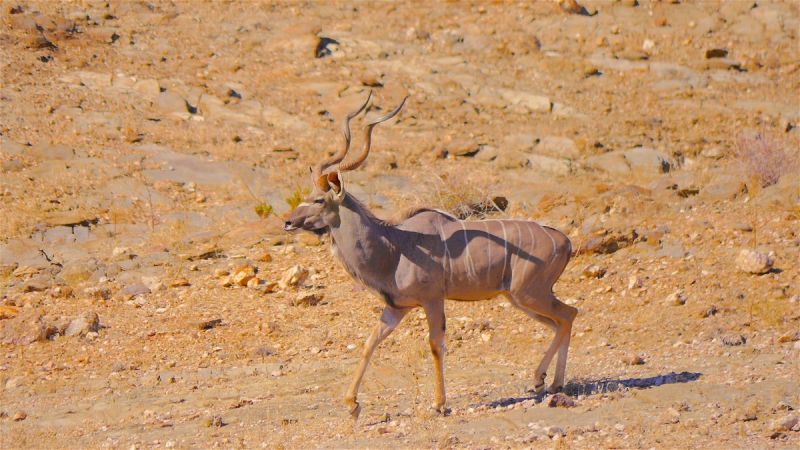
735,131 -> 798,188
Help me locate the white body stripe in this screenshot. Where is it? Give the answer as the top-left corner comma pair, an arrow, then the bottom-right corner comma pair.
498,221 -> 509,290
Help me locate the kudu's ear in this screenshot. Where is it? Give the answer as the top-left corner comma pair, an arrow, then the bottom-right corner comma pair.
327,171 -> 344,196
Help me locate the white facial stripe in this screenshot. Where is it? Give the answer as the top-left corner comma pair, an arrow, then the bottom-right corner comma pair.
297,202 -> 312,208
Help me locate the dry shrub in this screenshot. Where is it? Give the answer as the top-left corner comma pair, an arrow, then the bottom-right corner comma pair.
408,171 -> 504,220
735,131 -> 798,188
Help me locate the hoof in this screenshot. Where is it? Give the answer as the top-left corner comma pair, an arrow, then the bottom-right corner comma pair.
547,385 -> 563,395
346,401 -> 361,420
428,404 -> 450,416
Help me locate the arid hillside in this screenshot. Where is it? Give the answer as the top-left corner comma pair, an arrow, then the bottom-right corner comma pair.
1,0 -> 799,448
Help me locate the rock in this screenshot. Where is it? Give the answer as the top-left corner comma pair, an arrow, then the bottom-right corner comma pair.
232,264 -> 256,286
246,277 -> 261,289
197,319 -> 222,330
12,411 -> 27,421
623,147 -> 671,175
700,147 -> 724,159
527,154 -> 573,176
213,268 -> 230,278
628,275 -> 643,290
141,276 -> 165,292
298,233 -> 322,247
584,152 -> 630,175
735,249 -> 774,274
721,334 -> 746,347
701,305 -> 719,318
622,353 -> 645,365
157,91 -> 189,116
315,36 -> 340,58
293,291 -> 322,306
535,136 -> 579,159
777,332 -> 800,343
0,312 -> 60,344
548,393 -> 576,408
169,278 -> 190,287
75,71 -> 112,89
119,282 -> 151,300
475,145 -> 499,161
661,407 -> 681,424
582,265 -> 606,279
772,414 -> 799,432
701,174 -> 747,201
0,305 -> 20,320
544,426 -> 566,437
706,48 -> 728,59
498,89 -> 552,113
64,312 -> 100,337
665,291 -> 687,306
280,265 -> 308,289
133,79 -> 161,98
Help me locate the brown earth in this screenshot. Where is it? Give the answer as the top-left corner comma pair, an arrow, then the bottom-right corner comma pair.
1,0 -> 799,448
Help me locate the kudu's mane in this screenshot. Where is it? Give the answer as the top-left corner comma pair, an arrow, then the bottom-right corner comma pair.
345,193 -> 457,227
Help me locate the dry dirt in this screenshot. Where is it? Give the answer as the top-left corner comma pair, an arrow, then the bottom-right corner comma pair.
1,0 -> 799,448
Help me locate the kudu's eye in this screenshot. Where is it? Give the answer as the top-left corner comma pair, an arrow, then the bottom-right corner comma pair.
313,198 -> 325,204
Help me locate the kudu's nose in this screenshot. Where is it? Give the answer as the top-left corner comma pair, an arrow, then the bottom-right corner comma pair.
284,221 -> 292,231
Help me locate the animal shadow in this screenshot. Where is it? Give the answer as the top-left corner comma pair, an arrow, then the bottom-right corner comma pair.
478,371 -> 702,410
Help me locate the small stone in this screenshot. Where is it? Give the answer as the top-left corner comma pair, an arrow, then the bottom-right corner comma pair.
12,411 -> 27,421
701,305 -> 718,318
232,264 -> 256,286
735,249 -> 774,275
246,277 -> 261,289
119,283 -> 150,300
721,334 -> 747,346
777,332 -> 799,343
548,393 -> 576,408
169,278 -> 190,288
280,265 -> 308,289
665,291 -> 687,306
705,48 -> 728,59
700,147 -> 724,159
293,292 -> 322,306
545,426 -> 566,437
197,319 -> 222,330
628,275 -> 643,290
203,415 -> 224,427
614,423 -> 625,432
661,407 -> 681,424
772,414 -> 799,432
213,268 -> 229,278
0,305 -> 20,320
298,233 -> 322,247
257,252 -> 272,263
219,276 -> 233,287
64,312 -> 100,337
622,353 -> 645,365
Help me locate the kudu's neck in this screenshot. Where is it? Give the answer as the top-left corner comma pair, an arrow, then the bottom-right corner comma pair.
328,193 -> 397,288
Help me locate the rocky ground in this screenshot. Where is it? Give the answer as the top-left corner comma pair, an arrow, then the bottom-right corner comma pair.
1,0 -> 799,448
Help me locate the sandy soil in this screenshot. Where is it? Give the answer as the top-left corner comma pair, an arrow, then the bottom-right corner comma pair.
1,0 -> 799,448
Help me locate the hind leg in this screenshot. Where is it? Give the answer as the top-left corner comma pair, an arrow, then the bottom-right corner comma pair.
512,293 -> 576,394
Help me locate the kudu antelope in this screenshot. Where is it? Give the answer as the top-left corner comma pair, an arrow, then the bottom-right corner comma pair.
284,92 -> 577,416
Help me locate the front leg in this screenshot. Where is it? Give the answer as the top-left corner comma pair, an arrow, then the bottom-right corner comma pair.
344,306 -> 409,418
423,300 -> 447,414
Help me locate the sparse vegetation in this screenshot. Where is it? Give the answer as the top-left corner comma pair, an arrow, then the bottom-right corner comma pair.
735,131 -> 798,189
285,186 -> 310,211
254,202 -> 273,219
